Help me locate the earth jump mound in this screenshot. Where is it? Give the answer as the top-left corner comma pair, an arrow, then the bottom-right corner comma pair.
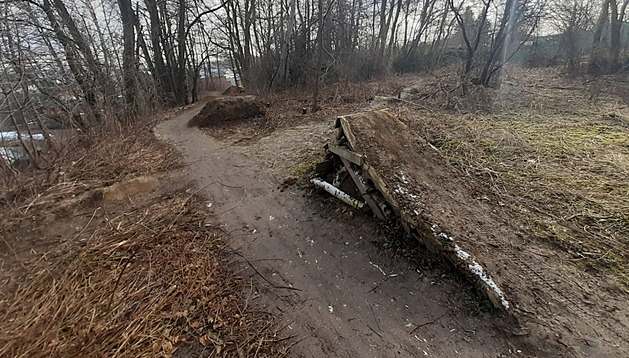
187,95 -> 266,128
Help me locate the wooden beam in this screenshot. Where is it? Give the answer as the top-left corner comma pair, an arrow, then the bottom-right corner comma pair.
339,157 -> 386,220
338,118 -> 357,151
328,144 -> 363,166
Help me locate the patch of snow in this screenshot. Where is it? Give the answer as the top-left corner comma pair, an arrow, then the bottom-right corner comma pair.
0,147 -> 21,161
453,245 -> 471,261
431,224 -> 455,242
454,245 -> 509,309
398,170 -> 409,184
395,184 -> 420,199
369,261 -> 387,276
430,224 -> 509,310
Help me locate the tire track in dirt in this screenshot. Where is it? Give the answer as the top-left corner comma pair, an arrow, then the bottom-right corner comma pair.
157,104 -> 558,357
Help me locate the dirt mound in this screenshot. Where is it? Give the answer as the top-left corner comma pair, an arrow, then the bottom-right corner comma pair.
102,175 -> 159,201
188,96 -> 266,128
331,109 -> 629,357
221,85 -> 245,95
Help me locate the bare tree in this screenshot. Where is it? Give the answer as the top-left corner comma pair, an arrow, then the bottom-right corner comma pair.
591,0 -> 629,72
550,0 -> 595,71
448,0 -> 492,76
311,0 -> 325,112
447,0 -> 546,86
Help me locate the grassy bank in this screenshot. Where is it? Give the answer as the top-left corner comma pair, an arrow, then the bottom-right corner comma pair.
403,69 -> 629,291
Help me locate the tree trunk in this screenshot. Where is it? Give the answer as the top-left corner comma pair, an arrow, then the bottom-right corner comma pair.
41,0 -> 97,125
311,0 -> 324,112
132,5 -> 155,77
145,0 -> 175,102
479,0 -> 515,86
118,0 -> 137,116
175,0 -> 188,105
610,0 -> 629,70
591,0 -> 611,73
51,0 -> 110,98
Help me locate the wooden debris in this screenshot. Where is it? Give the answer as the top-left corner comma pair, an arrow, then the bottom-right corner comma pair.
338,157 -> 385,220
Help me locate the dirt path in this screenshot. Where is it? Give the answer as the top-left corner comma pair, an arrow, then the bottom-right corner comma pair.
157,104 -> 542,357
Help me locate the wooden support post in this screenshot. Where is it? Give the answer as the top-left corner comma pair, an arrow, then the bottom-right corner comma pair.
339,157 -> 386,220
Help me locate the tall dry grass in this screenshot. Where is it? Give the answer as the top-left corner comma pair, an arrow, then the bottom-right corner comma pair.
0,116 -> 285,357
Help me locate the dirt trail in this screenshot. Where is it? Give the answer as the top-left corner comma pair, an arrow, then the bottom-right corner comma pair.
157,104 -> 543,357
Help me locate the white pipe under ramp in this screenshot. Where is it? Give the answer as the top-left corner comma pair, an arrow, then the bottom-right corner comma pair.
311,178 -> 365,209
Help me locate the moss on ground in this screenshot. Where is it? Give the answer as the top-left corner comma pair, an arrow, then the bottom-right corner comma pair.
293,149 -> 327,177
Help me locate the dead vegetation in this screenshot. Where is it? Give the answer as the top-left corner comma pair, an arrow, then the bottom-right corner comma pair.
0,115 -> 284,357
1,192 -> 282,357
397,67 -> 629,291
1,120 -> 179,220
259,67 -> 515,133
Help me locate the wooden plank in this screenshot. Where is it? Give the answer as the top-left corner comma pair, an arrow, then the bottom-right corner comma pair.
339,118 -> 357,151
363,165 -> 399,216
339,157 -> 386,220
328,144 -> 363,166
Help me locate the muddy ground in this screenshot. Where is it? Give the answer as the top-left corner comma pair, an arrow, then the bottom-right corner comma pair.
159,102 -> 556,357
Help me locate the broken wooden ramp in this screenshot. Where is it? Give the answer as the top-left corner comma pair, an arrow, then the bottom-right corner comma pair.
316,109 -> 510,312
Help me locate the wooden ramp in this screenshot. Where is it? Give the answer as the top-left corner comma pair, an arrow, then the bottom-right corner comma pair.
320,109 -> 510,311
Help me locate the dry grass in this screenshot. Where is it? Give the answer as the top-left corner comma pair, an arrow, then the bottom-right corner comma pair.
0,120 -> 179,232
0,117 -> 284,357
0,193 -> 281,357
261,74 -> 413,130
400,67 -> 629,290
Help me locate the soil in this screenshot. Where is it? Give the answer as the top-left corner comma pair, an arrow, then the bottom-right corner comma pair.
222,86 -> 246,96
188,96 -> 266,129
158,103 -> 571,357
336,110 -> 629,357
1,118 -> 288,357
